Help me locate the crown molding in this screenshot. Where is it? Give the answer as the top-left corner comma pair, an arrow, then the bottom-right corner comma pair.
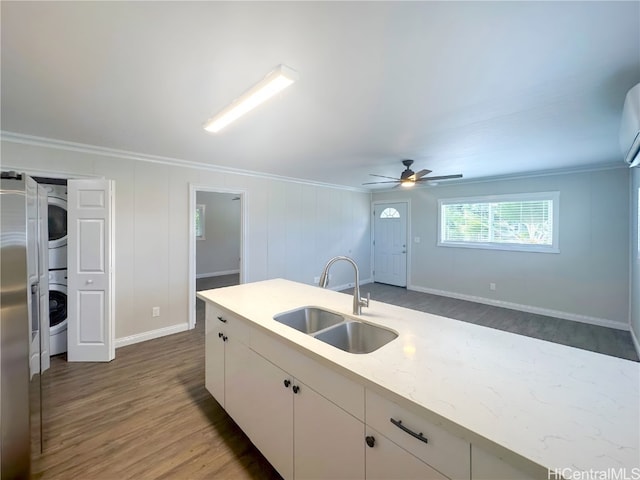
0,130 -> 370,193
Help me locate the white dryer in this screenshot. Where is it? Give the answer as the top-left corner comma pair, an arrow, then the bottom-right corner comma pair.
43,184 -> 67,271
48,269 -> 67,356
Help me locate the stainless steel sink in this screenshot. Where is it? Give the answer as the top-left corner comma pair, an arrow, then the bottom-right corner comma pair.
274,307 -> 344,334
313,321 -> 398,354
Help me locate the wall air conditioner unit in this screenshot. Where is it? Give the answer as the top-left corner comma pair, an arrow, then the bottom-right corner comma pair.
620,82 -> 640,167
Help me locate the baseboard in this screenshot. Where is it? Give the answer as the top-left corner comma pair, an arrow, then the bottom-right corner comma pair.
631,325 -> 640,358
115,322 -> 190,349
408,284 -> 630,331
196,269 -> 240,279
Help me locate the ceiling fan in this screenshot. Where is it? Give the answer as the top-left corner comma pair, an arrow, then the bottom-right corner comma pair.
363,160 -> 463,188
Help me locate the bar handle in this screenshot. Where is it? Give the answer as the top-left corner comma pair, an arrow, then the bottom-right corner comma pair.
390,418 -> 428,444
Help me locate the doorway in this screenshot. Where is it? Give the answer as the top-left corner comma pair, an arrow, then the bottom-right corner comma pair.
188,185 -> 246,328
372,201 -> 409,287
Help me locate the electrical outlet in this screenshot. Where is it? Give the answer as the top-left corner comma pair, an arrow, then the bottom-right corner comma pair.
414,236 -> 421,243
489,283 -> 496,291
152,306 -> 160,317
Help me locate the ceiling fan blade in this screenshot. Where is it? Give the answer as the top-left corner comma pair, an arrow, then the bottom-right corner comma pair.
369,174 -> 402,181
362,180 -> 402,185
416,174 -> 463,182
411,169 -> 432,180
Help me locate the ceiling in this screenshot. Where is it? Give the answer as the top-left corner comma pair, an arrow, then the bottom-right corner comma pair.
1,1 -> 639,189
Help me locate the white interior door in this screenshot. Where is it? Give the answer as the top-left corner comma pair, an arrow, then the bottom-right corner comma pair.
38,184 -> 50,372
373,202 -> 408,287
67,179 -> 114,362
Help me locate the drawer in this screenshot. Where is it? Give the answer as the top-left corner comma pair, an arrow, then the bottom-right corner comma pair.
366,389 -> 470,480
208,304 -> 253,343
366,426 -> 449,480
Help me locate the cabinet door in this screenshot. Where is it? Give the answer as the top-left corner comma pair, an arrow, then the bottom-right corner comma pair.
204,306 -> 225,406
294,382 -> 365,479
365,427 -> 448,480
225,339 -> 294,479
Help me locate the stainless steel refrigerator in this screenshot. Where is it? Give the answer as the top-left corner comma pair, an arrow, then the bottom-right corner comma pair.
1,172 -> 48,478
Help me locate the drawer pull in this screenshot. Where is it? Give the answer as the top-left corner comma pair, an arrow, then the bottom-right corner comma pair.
217,316 -> 227,323
390,418 -> 428,444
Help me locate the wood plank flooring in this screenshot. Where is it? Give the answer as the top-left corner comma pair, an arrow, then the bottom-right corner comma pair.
32,278 -> 638,479
32,300 -> 281,479
355,283 -> 639,361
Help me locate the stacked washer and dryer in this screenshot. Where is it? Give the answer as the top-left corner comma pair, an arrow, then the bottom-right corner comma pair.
41,182 -> 68,356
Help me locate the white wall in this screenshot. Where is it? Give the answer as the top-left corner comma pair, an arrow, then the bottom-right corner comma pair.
195,192 -> 241,277
630,167 -> 640,350
1,139 -> 372,342
373,168 -> 630,329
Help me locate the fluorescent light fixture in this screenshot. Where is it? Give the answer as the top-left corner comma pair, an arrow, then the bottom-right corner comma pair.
203,64 -> 299,133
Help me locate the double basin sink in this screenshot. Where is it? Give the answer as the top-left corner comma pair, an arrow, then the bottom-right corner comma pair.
274,307 -> 397,354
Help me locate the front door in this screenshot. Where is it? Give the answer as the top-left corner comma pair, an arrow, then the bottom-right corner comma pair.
373,202 -> 407,287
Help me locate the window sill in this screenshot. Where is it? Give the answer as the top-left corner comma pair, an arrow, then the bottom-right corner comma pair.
437,241 -> 559,254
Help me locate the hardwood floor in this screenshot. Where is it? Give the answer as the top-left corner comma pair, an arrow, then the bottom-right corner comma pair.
32,303 -> 281,479
196,274 -> 240,291
351,282 -> 639,362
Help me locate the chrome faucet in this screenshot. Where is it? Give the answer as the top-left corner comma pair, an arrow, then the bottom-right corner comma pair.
318,256 -> 369,315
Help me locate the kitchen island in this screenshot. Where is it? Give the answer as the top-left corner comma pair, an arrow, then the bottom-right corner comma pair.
197,279 -> 640,480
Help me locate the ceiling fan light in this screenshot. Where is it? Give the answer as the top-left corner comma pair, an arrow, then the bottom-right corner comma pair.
401,181 -> 415,188
203,64 -> 299,133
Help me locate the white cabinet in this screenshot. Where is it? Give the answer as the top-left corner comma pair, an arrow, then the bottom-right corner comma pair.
204,306 -> 226,406
204,303 -> 363,479
295,381 -> 364,479
226,338 -> 294,479
365,426 -> 448,480
226,338 -> 364,479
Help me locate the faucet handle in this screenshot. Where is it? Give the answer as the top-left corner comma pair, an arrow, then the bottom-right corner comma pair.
361,292 -> 370,308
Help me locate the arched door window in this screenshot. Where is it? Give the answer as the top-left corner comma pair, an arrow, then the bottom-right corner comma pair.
379,207 -> 400,219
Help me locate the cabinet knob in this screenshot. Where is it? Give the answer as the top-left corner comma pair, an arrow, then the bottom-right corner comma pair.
217,316 -> 227,323
292,385 -> 300,394
365,436 -> 375,448
218,332 -> 223,338
222,335 -> 228,342
283,379 -> 291,388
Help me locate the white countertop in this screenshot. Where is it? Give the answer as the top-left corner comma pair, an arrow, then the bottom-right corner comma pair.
197,279 -> 640,477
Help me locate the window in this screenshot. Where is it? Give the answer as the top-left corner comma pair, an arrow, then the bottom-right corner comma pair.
438,192 -> 559,253
195,204 -> 205,240
380,207 -> 400,218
